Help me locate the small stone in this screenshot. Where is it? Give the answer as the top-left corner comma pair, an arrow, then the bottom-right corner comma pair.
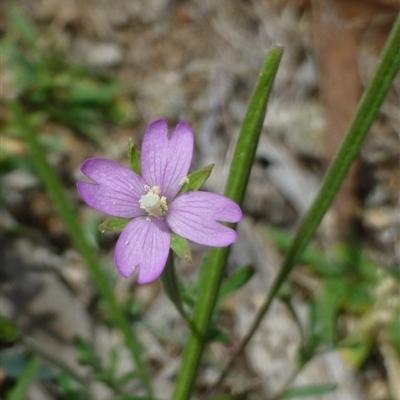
70,38 -> 123,68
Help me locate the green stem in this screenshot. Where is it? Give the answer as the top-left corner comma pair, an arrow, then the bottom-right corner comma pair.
161,252 -> 191,324
172,46 -> 284,400
15,105 -> 153,396
212,13 -> 400,389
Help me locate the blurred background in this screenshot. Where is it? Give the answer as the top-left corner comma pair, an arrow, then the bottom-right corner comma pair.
0,1 -> 399,399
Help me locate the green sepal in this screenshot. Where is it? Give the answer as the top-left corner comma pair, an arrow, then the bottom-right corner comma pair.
98,217 -> 130,233
128,138 -> 141,175
171,232 -> 192,263
178,164 -> 214,195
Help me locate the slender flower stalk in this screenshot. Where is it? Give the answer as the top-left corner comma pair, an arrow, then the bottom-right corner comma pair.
77,119 -> 242,283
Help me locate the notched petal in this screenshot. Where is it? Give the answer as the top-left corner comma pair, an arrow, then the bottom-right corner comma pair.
141,120 -> 194,200
77,158 -> 146,218
166,191 -> 242,247
114,217 -> 171,284
140,119 -> 169,188
163,122 -> 194,199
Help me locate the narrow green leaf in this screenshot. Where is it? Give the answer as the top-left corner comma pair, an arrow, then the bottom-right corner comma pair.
107,347 -> 119,381
0,315 -> 19,343
74,337 -> 98,366
98,217 -> 130,233
178,164 -> 214,195
171,232 -> 192,263
316,279 -> 347,345
217,265 -> 254,302
343,283 -> 373,313
116,370 -> 139,387
173,46 -> 284,400
0,352 -> 53,381
15,105 -> 152,395
387,267 -> 400,282
128,138 -> 141,175
389,308 -> 400,357
205,327 -> 231,345
281,383 -> 337,398
6,356 -> 40,400
7,7 -> 38,48
301,301 -> 319,363
68,81 -> 120,104
57,372 -> 83,400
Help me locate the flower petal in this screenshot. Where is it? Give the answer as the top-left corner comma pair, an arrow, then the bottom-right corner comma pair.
141,120 -> 194,200
114,217 -> 171,283
166,191 -> 242,247
77,158 -> 146,218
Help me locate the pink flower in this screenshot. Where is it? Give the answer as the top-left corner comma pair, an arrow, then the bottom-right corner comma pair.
77,119 -> 242,284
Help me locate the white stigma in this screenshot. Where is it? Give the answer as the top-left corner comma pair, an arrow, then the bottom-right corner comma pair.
139,185 -> 168,217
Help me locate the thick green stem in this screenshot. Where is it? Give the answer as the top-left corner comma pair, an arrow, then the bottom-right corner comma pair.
172,46 -> 284,400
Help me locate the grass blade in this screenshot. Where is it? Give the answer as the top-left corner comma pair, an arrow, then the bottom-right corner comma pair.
14,104 -> 153,396
6,356 -> 40,400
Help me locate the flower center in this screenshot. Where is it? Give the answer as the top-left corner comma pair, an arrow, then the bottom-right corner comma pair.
139,185 -> 168,217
